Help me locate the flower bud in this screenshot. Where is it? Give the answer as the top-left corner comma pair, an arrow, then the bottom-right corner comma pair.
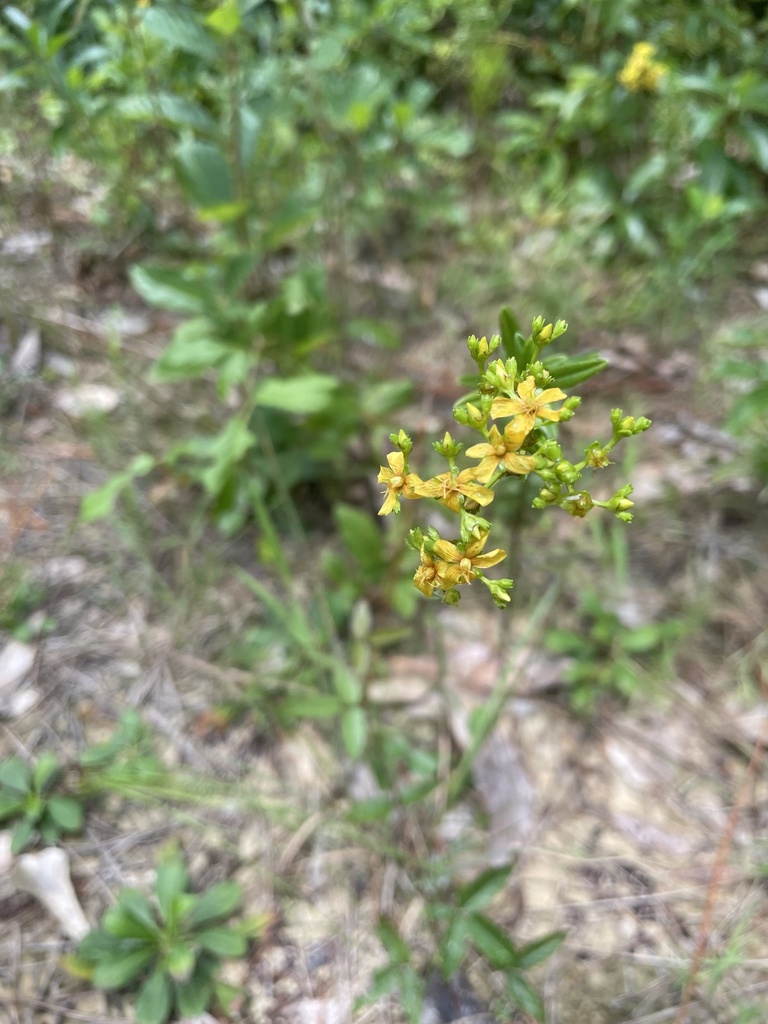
433,431 -> 464,459
561,491 -> 594,518
555,461 -> 578,485
389,429 -> 413,455
552,320 -> 568,339
585,443 -> 611,469
531,315 -> 545,334
443,588 -> 461,606
538,323 -> 553,343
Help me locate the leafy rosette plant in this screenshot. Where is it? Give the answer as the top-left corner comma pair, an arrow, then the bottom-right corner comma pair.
0,753 -> 84,853
378,309 -> 651,607
68,852 -> 255,1024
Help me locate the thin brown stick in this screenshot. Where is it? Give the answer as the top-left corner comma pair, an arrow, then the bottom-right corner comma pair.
673,698 -> 768,1024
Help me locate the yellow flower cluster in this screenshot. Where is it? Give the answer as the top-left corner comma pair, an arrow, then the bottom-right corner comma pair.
618,42 -> 667,93
376,374 -> 568,602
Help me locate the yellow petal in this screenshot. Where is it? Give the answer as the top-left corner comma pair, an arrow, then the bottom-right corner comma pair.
472,548 -> 506,569
432,539 -> 462,562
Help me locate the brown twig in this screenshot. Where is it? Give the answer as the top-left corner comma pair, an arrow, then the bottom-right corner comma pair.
673,687 -> 768,1024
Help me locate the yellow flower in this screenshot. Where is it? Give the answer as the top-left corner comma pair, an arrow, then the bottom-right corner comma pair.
413,546 -> 461,597
432,531 -> 506,585
465,423 -> 536,483
415,469 -> 494,512
491,376 -> 566,433
377,452 -> 423,516
618,42 -> 667,92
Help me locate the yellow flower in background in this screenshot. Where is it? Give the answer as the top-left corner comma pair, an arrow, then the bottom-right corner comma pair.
432,531 -> 506,586
618,42 -> 667,92
491,376 -> 567,433
377,451 -> 423,515
465,423 -> 536,482
415,469 -> 494,512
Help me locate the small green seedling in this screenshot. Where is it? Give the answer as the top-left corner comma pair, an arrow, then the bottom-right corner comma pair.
68,850 -> 258,1024
0,753 -> 84,853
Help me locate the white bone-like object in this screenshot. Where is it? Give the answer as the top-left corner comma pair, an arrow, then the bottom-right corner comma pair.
13,846 -> 90,940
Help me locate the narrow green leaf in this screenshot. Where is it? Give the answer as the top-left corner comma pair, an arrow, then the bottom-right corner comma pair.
341,706 -> 368,759
102,906 -> 159,941
130,265 -> 207,315
506,971 -> 545,1021
517,930 -> 566,969
377,918 -> 410,965
464,913 -> 519,969
458,865 -> 513,912
165,942 -> 196,982
332,664 -> 362,705
346,796 -> 393,822
439,915 -> 469,977
114,889 -> 159,935
11,817 -> 35,854
32,752 -> 61,793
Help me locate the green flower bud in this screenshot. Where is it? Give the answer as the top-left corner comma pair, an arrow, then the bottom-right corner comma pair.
561,491 -> 594,518
555,461 -> 579,485
552,319 -> 568,339
443,588 -> 461,606
538,323 -> 553,343
433,431 -> 464,458
389,429 -> 413,455
531,315 -> 545,334
585,443 -> 611,469
406,527 -> 424,551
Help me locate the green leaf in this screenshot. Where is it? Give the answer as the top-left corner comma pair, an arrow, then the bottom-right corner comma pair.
205,0 -> 241,36
45,795 -> 84,832
542,352 -> 608,389
102,905 -> 159,941
134,968 -> 174,1024
517,930 -> 566,969
32,752 -> 61,793
155,857 -> 188,924
346,796 -> 393,822
506,971 -> 545,1021
142,6 -> 218,59
177,973 -> 213,1017
114,889 -> 160,936
464,913 -> 519,969
278,694 -> 342,721
376,917 -> 410,965
334,504 -> 386,579
0,793 -> 27,820
439,915 -> 469,977
458,865 -> 513,912
150,319 -> 231,382
130,265 -> 207,315
80,454 -> 155,522
254,374 -> 338,415
332,664 -> 362,705
0,757 -> 31,794
114,93 -> 216,133
11,817 -> 35,854
92,947 -> 156,989
174,140 -> 233,210
194,926 -> 247,957
186,881 -> 242,929
341,706 -> 368,760
164,942 -> 196,982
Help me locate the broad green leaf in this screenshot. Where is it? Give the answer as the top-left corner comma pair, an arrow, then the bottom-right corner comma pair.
334,503 -> 386,579
32,752 -> 62,793
196,419 -> 256,497
177,973 -> 213,1017
115,93 -> 216,132
130,266 -> 207,315
174,140 -> 233,210
102,905 -> 159,941
464,913 -> 519,969
92,947 -> 156,989
142,7 -> 218,59
46,795 -> 84,832
254,374 -> 338,415
341,706 -> 368,759
194,926 -> 247,957
517,930 -> 566,969
186,881 -> 242,928
0,793 -> 27,820
0,756 -> 31,794
458,864 -> 513,912
206,0 -> 241,36
150,320 -> 231,382
155,857 -> 188,924
506,971 -> 545,1021
134,968 -> 174,1024
278,694 -> 342,720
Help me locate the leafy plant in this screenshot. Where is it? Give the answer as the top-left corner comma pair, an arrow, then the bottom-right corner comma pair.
68,850 -> 260,1024
0,753 -> 84,853
544,588 -> 682,713
364,865 -> 565,1023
